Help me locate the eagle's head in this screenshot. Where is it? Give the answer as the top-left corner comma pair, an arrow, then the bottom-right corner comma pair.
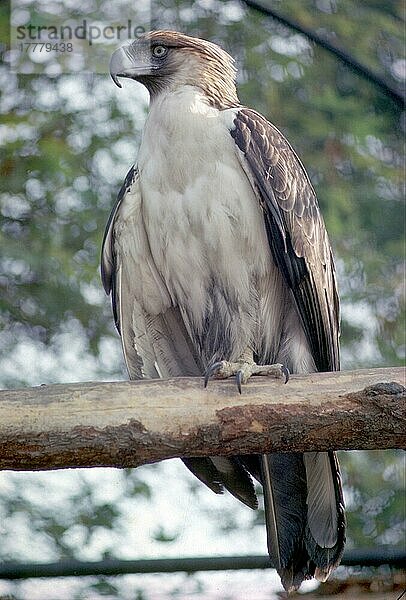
109,30 -> 239,109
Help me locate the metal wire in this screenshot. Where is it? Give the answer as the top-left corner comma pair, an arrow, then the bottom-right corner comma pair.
240,0 -> 405,108
0,548 -> 405,580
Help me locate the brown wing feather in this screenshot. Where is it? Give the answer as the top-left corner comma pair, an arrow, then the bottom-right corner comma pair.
231,108 -> 340,372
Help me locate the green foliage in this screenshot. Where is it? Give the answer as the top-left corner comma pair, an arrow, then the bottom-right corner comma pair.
152,526 -> 179,543
0,0 -> 404,598
0,470 -> 150,561
340,450 -> 405,549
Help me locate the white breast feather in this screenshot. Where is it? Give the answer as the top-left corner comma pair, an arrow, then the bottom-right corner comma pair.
137,87 -> 288,356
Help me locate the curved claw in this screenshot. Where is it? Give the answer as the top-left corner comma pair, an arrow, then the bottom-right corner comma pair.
281,365 -> 290,384
235,370 -> 243,394
204,361 -> 224,388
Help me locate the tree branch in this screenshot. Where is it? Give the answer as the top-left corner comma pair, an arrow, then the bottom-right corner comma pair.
240,0 -> 405,108
0,367 -> 404,471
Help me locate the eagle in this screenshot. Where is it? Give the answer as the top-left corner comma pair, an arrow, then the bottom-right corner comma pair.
103,30 -> 346,592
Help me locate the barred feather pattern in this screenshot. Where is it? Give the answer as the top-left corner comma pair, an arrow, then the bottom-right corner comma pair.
102,31 -> 346,594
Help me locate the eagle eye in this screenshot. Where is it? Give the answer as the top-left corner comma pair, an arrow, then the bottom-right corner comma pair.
152,45 -> 168,59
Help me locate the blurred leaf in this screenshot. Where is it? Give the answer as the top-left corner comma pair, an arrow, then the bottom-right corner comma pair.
152,525 -> 179,543
0,1 -> 404,598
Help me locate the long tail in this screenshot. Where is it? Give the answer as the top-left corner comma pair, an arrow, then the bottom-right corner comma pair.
261,451 -> 346,592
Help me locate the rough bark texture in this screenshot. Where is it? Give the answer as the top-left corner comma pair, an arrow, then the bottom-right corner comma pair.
0,367 -> 404,471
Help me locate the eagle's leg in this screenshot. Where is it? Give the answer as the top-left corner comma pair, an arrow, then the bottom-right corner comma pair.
204,349 -> 289,393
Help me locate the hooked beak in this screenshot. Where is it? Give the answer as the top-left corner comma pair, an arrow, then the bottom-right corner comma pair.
109,45 -> 157,88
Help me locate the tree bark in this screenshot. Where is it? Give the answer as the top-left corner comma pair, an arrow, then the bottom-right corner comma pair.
0,367 -> 404,471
